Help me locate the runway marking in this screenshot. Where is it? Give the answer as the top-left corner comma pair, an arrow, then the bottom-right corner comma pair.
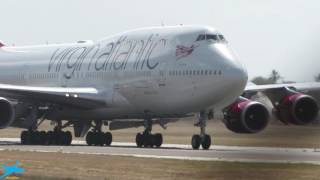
1,138 -> 320,165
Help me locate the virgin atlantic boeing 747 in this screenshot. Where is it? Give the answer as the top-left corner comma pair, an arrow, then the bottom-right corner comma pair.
0,25 -> 318,150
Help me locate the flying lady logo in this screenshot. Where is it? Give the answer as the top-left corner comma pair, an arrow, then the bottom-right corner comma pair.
0,161 -> 24,179
175,44 -> 198,60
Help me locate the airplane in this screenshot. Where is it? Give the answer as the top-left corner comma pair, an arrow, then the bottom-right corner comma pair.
0,161 -> 24,179
0,25 -> 318,150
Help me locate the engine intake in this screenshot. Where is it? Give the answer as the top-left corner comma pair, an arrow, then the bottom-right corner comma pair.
0,98 -> 15,129
223,98 -> 269,133
276,94 -> 318,125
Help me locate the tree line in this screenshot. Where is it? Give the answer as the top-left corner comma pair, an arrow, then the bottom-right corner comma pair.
252,70 -> 320,85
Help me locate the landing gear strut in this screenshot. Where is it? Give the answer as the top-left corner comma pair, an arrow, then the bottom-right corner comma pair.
192,111 -> 212,150
85,120 -> 112,146
20,120 -> 72,146
136,119 -> 163,148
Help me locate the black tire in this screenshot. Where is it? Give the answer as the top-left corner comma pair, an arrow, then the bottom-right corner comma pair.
65,131 -> 72,145
201,134 -> 211,150
154,133 -> 163,148
32,131 -> 41,145
136,133 -> 143,147
56,131 -> 65,145
104,132 -> 112,146
191,134 -> 201,150
144,134 -> 154,148
86,131 -> 94,146
96,132 -> 104,146
21,131 -> 29,145
92,132 -> 99,146
47,131 -> 54,145
39,131 -> 47,145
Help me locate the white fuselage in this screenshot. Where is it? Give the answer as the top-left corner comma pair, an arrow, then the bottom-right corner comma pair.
0,26 -> 248,120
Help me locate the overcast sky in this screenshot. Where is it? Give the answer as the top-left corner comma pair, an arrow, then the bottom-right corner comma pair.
0,0 -> 319,82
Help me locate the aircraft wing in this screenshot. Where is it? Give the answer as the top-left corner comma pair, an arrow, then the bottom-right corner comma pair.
0,84 -> 107,109
244,82 -> 320,102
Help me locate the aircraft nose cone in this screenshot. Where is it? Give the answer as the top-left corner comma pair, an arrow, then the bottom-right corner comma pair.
214,44 -> 248,97
228,66 -> 248,89
214,44 -> 248,89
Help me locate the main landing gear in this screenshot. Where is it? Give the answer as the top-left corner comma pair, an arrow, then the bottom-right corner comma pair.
136,119 -> 163,148
86,120 -> 112,146
191,111 -> 212,150
21,120 -> 72,145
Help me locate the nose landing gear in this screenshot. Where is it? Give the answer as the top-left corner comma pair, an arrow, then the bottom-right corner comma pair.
192,111 -> 212,150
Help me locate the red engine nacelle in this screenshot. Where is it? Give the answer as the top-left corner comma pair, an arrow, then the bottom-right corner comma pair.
275,94 -> 319,125
223,98 -> 270,133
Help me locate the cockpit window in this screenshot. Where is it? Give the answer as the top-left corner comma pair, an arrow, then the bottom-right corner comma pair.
196,35 -> 206,41
206,34 -> 218,41
196,34 -> 227,43
218,35 -> 226,41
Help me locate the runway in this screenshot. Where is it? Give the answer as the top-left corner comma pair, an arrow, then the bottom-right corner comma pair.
1,138 -> 320,165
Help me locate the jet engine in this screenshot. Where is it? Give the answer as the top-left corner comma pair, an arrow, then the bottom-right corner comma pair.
223,97 -> 269,133
0,97 -> 15,129
275,93 -> 318,125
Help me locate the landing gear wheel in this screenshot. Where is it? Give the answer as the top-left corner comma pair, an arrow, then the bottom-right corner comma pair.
143,133 -> 154,147
33,131 -> 42,145
39,131 -> 47,145
21,131 -> 30,145
104,132 -> 112,146
96,132 -> 104,146
86,131 -> 112,146
55,131 -> 63,145
65,131 -> 72,145
201,134 -> 211,150
154,133 -> 163,148
136,133 -> 163,148
136,133 -> 143,147
191,134 -> 201,150
192,110 -> 214,150
47,131 -> 54,145
20,129 -> 73,146
86,131 -> 94,146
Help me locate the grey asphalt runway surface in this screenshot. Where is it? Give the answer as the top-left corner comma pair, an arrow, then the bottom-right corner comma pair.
1,138 -> 320,165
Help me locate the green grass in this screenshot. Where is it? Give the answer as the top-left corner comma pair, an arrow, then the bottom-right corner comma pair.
1,150 -> 320,180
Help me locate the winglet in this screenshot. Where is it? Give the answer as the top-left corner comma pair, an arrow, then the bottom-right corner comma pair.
0,40 -> 5,48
